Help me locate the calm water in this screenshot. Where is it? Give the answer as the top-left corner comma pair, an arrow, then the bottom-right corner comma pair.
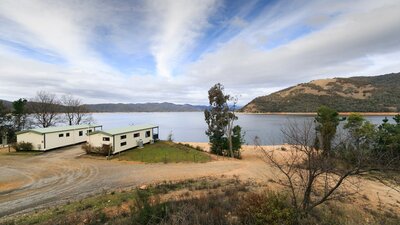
92,112 -> 392,145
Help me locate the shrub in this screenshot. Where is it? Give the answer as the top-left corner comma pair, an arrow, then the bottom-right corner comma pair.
82,143 -> 112,156
14,142 -> 33,151
237,191 -> 298,225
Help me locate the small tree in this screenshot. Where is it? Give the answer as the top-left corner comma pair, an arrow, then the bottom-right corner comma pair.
258,120 -> 374,216
30,91 -> 61,128
376,115 -> 400,159
204,83 -> 242,158
314,106 -> 341,154
343,113 -> 375,151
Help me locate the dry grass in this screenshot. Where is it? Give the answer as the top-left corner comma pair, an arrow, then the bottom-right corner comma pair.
3,177 -> 399,225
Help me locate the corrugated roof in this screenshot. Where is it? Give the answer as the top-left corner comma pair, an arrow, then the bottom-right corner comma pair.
17,124 -> 102,135
90,124 -> 158,136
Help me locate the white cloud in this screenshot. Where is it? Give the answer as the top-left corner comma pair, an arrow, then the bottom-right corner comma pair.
146,0 -> 219,78
0,0 -> 399,105
185,0 -> 400,96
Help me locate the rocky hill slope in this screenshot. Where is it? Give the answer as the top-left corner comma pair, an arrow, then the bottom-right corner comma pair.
241,72 -> 400,113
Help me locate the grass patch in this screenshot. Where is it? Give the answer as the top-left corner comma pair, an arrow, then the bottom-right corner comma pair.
114,141 -> 211,163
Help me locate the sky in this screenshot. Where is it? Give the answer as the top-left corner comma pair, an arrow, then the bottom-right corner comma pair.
0,0 -> 400,105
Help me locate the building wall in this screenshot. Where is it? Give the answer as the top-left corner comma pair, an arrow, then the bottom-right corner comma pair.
113,129 -> 154,154
87,133 -> 113,148
17,132 -> 44,150
17,126 -> 101,151
45,128 -> 92,150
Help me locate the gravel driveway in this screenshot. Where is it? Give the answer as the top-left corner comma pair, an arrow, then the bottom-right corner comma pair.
0,144 -> 245,218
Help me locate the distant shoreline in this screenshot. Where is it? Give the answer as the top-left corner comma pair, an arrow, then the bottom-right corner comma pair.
237,112 -> 399,116
88,111 -> 398,116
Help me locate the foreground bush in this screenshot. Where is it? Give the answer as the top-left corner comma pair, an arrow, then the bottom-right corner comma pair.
6,178 -> 400,225
82,143 -> 112,156
13,142 -> 33,151
237,191 -> 297,225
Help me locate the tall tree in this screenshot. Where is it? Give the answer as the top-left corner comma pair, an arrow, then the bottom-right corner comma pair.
315,106 -> 341,154
12,98 -> 29,131
30,91 -> 61,128
61,94 -> 93,125
204,83 -> 242,158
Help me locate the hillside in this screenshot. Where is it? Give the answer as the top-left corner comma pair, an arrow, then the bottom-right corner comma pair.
0,99 -> 12,109
241,72 -> 400,113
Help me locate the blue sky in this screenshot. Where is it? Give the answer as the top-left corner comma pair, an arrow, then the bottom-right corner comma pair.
0,0 -> 400,104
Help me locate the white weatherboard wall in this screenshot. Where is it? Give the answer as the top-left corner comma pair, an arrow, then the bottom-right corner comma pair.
87,133 -> 113,148
114,129 -> 153,153
45,129 -> 89,150
87,125 -> 158,154
17,132 -> 44,150
16,125 -> 102,151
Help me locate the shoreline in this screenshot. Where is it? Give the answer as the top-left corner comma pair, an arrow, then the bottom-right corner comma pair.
237,112 -> 400,116
87,111 -> 399,116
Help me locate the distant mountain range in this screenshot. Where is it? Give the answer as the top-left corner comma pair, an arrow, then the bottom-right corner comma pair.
83,102 -> 207,112
0,99 -> 207,112
241,72 -> 400,113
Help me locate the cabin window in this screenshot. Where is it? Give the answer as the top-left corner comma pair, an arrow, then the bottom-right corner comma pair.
121,135 -> 126,139
59,133 -> 64,138
103,137 -> 110,141
120,142 -> 127,146
88,129 -> 92,133
145,131 -> 151,138
134,133 -> 140,138
79,131 -> 83,136
66,133 -> 70,137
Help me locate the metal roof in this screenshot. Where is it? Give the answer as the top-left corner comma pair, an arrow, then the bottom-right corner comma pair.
17,124 -> 102,135
89,124 -> 158,136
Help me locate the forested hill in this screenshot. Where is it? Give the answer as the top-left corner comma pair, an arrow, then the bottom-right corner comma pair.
83,102 -> 207,112
0,100 -> 207,112
241,72 -> 400,113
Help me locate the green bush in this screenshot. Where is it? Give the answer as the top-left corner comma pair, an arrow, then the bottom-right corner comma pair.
82,143 -> 112,156
237,191 -> 298,225
14,141 -> 33,151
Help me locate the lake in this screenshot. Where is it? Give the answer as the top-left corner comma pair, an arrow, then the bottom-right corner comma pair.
92,112 -> 392,145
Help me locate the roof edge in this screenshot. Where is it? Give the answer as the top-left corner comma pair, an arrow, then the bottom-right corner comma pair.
17,124 -> 103,135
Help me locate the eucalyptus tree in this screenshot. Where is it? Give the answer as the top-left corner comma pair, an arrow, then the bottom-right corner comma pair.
204,83 -> 243,158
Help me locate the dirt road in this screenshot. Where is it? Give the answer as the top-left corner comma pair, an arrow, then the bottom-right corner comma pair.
1,143 -> 399,219
0,144 -> 245,218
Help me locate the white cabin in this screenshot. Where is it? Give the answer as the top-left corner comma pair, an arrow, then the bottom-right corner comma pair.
16,124 -> 102,151
87,125 -> 159,154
